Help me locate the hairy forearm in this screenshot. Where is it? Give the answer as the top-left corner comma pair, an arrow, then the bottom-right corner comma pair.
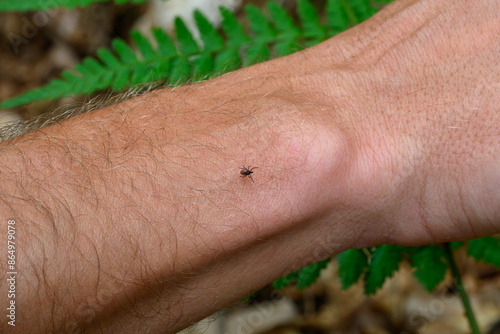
1,0 -> 498,332
0,65 -> 351,332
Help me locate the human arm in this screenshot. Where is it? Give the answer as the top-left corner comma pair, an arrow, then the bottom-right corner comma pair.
0,0 -> 499,332
0,52 -> 357,333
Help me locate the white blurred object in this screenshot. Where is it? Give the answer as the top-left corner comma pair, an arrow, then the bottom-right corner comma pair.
135,0 -> 243,41
179,297 -> 298,334
0,110 -> 23,128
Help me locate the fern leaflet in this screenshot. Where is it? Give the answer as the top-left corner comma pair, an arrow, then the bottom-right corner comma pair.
0,0 -> 147,12
364,245 -> 403,295
467,236 -> 500,267
409,246 -> 448,291
337,248 -> 368,289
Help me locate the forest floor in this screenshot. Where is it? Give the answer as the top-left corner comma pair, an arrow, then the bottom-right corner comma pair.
0,1 -> 499,333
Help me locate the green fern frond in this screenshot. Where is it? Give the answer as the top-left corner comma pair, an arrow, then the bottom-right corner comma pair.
364,245 -> 403,295
272,258 -> 331,290
349,0 -> 378,21
2,29 -> 171,109
0,0 -> 146,12
409,245 -> 448,292
296,258 -> 331,289
220,6 -> 249,47
194,10 -> 224,52
1,0 -> 385,109
327,0 -> 350,32
298,0 -> 326,46
273,271 -> 298,290
244,5 -> 275,65
337,248 -> 369,289
467,236 -> 500,267
267,2 -> 301,56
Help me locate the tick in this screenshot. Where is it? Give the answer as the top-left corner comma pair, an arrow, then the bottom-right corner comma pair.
239,166 -> 258,182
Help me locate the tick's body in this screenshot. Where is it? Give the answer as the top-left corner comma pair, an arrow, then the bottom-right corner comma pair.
239,166 -> 257,182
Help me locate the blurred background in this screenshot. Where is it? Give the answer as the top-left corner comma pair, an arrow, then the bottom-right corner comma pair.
0,1 -> 499,333
0,0 -> 281,125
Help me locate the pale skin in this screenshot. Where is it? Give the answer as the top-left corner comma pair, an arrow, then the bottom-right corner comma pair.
0,0 -> 498,332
